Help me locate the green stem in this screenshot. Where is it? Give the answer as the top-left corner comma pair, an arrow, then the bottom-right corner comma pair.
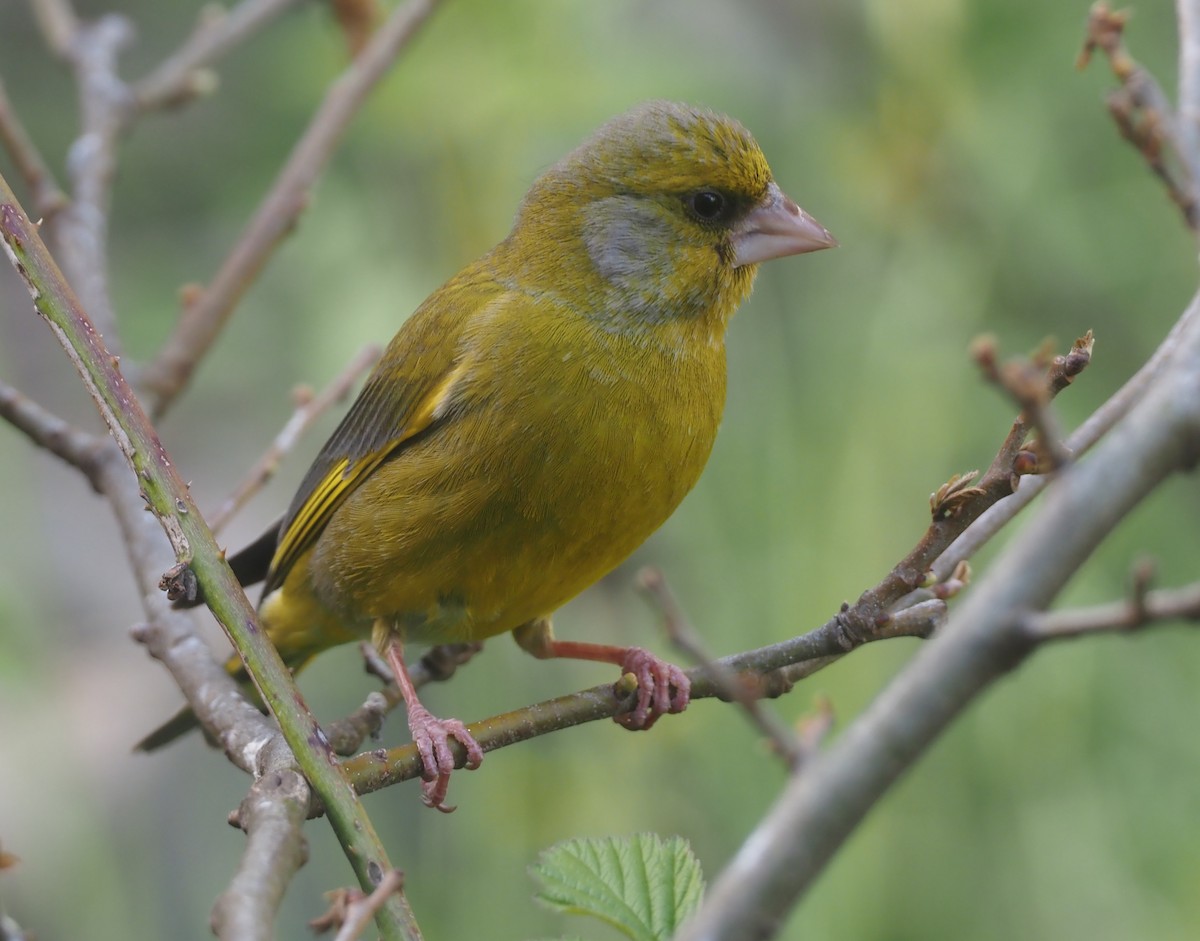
0,176 -> 419,941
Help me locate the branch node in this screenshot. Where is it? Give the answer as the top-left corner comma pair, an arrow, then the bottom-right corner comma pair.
326,691 -> 390,756
159,560 -> 199,604
929,470 -> 983,520
931,561 -> 972,600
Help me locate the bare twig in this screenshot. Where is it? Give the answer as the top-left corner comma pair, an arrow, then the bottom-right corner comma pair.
310,870 -> 407,939
972,334 -> 1075,471
0,176 -> 419,941
50,13 -> 136,359
29,0 -> 78,58
325,691 -> 390,756
675,286 -> 1200,941
1080,2 -> 1200,231
211,770 -> 311,941
209,343 -> 380,534
130,608 -> 287,777
133,0 -> 310,112
1178,0 -> 1200,166
1026,576 -> 1200,640
340,595 -> 936,801
932,297 -> 1199,584
140,0 -> 446,417
333,871 -> 406,941
833,332 -> 1093,648
0,79 -> 69,218
0,380 -> 104,488
793,697 -> 835,764
638,566 -> 803,768
775,597 -> 945,689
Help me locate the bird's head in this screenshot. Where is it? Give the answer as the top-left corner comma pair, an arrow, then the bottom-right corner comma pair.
501,101 -> 836,336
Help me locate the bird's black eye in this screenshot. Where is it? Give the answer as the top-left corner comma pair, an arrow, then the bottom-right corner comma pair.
688,189 -> 727,221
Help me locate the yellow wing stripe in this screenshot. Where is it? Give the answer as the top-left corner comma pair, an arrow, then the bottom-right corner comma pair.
266,357 -> 473,589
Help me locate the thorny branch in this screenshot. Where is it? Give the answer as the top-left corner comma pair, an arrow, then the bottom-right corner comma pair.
1,170 -> 421,941
2,1 -> 447,936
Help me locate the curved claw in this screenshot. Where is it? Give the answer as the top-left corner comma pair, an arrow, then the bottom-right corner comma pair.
407,704 -> 483,813
614,647 -> 691,731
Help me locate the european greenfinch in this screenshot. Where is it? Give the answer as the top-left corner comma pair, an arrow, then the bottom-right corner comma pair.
142,101 -> 836,810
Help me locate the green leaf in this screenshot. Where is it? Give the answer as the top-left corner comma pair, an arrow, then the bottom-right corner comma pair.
530,834 -> 705,941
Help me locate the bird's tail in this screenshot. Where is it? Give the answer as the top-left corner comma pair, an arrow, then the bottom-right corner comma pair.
134,648 -> 318,752
134,703 -> 206,752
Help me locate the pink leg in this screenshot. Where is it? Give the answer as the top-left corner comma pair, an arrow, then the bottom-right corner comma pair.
386,641 -> 483,812
516,623 -> 690,730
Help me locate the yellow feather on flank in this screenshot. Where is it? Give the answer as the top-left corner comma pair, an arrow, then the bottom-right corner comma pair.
140,102 -> 835,810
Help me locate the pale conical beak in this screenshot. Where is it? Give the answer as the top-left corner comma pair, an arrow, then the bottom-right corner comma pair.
731,181 -> 837,268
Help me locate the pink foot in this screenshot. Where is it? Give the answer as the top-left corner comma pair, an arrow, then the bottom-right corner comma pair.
407,702 -> 483,813
615,647 -> 691,731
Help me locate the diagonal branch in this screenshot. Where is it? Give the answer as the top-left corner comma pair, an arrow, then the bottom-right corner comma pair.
211,770 -> 312,941
0,379 -> 104,489
42,11 -> 136,359
0,175 -> 420,941
932,284 -> 1200,585
139,0 -> 445,417
209,343 -> 380,534
674,285 -> 1200,941
833,332 -> 1092,645
340,598 -> 940,801
1178,0 -> 1200,166
1080,2 -> 1200,231
0,78 -> 69,218
133,0 -> 311,112
29,0 -> 78,58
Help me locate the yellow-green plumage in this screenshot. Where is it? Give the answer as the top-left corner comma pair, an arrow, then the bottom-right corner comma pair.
141,102 -> 835,802
265,102 -> 776,661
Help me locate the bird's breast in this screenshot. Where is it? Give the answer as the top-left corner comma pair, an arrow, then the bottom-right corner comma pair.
309,311 -> 728,643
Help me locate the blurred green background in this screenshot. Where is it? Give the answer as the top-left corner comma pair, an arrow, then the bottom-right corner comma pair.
2,0 -> 1199,938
